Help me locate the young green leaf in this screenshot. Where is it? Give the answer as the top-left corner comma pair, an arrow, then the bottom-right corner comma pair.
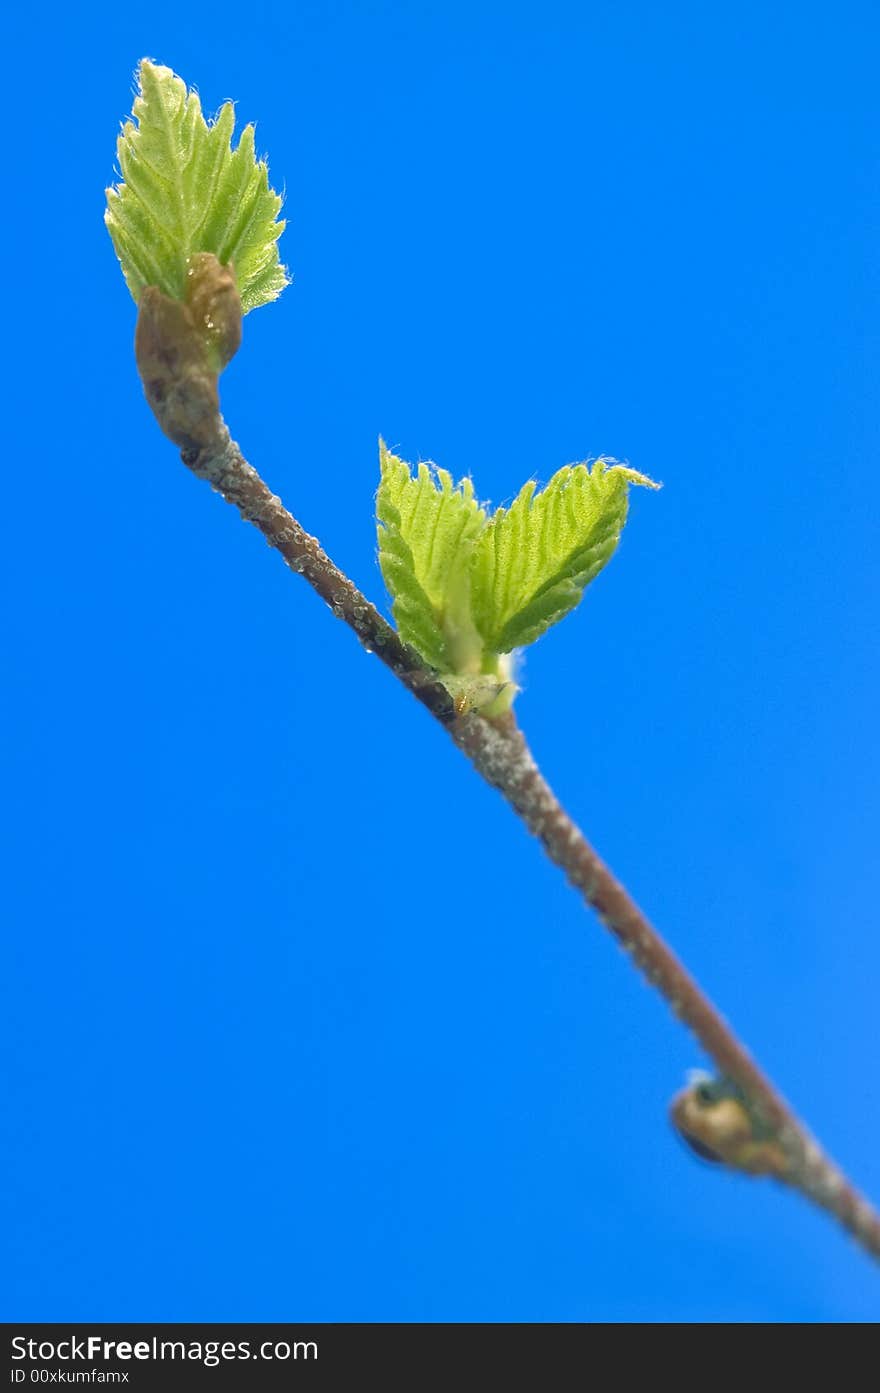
376,442 -> 486,674
105,59 -> 288,313
470,460 -> 658,654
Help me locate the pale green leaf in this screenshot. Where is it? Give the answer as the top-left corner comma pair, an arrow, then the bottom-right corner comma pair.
470,460 -> 658,653
105,59 -> 288,313
376,441 -> 486,673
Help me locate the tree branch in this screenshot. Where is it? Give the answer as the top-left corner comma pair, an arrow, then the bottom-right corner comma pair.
135,273 -> 880,1264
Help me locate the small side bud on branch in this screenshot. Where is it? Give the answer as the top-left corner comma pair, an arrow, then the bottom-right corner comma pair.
670,1074 -> 791,1179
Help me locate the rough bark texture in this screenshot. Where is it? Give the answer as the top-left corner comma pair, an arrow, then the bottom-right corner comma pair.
134,269 -> 880,1262
450,712 -> 880,1257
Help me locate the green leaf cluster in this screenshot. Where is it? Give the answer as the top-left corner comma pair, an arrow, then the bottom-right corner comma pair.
106,59 -> 288,313
377,442 -> 657,708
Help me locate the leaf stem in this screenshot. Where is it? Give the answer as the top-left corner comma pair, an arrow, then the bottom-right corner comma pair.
136,282 -> 880,1264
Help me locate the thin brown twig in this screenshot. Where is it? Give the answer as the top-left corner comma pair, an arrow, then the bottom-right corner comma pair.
134,268 -> 880,1263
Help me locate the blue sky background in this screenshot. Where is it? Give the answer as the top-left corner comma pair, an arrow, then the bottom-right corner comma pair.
4,1 -> 879,1321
